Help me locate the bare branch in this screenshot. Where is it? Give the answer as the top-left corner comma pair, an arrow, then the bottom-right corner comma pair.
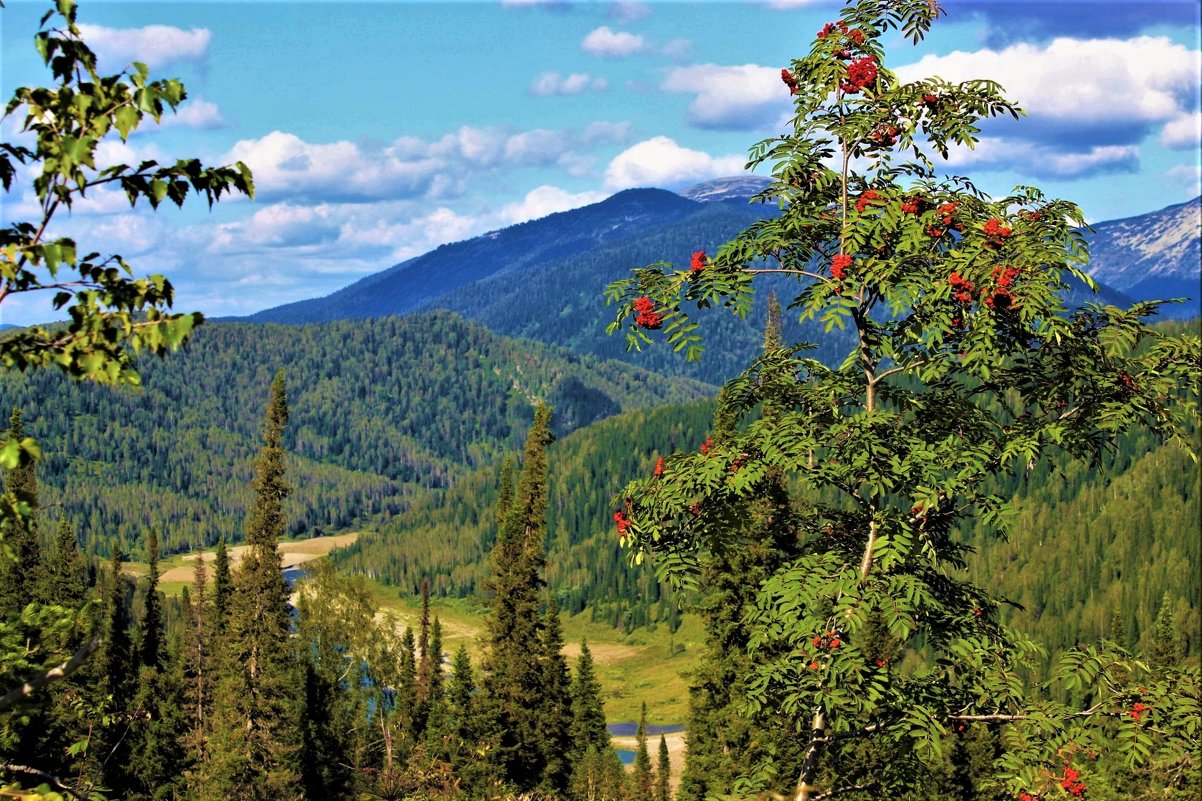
0,633 -> 101,713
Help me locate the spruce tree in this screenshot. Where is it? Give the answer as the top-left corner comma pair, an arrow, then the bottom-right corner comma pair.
537,596 -> 574,795
570,640 -> 609,757
1148,593 -> 1184,675
138,530 -> 165,669
479,404 -> 556,790
38,518 -> 87,609
212,538 -> 231,635
182,554 -> 211,768
657,735 -> 671,801
415,577 -> 435,737
98,548 -> 136,797
632,702 -> 654,801
201,370 -> 301,799
0,407 -> 41,617
678,296 -> 802,801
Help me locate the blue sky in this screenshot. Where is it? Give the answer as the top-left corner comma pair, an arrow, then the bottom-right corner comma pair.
2,0 -> 1199,325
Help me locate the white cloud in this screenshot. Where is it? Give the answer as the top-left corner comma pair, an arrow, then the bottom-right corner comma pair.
896,36 -> 1201,143
1164,164 -> 1202,194
530,72 -> 609,96
498,185 -> 607,225
159,98 -> 225,130
582,26 -> 646,59
662,63 -> 786,130
603,136 -> 745,189
581,120 -> 633,144
1160,112 -> 1202,150
943,137 -> 1140,178
77,23 -> 211,70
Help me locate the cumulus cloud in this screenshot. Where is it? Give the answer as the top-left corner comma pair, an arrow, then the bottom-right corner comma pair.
603,136 -> 745,189
661,38 -> 693,61
529,72 -> 608,96
77,23 -> 210,70
582,26 -> 646,58
498,185 -> 607,225
1164,164 -> 1202,194
943,137 -> 1140,179
581,120 -> 633,144
896,36 -> 1201,146
662,63 -> 787,130
159,98 -> 225,130
1160,112 -> 1202,150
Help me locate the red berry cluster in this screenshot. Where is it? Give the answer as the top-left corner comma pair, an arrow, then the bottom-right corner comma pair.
982,217 -> 1014,249
868,122 -> 901,146
949,272 -> 974,304
781,68 -> 800,95
1129,701 -> 1149,721
613,510 -> 630,536
690,249 -> 707,274
831,253 -> 853,280
817,20 -> 849,38
926,202 -> 961,237
812,631 -> 842,649
900,196 -> 924,215
985,265 -> 1021,311
653,455 -> 664,477
922,93 -> 940,110
843,56 -> 879,94
1018,793 -> 1040,801
633,296 -> 662,329
854,189 -> 881,213
699,436 -> 713,454
1118,372 -> 1138,394
1059,767 -> 1086,797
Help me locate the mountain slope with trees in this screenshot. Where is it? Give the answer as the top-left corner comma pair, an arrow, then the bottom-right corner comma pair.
0,312 -> 709,558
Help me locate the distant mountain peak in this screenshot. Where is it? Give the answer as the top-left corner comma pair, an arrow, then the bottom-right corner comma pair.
679,176 -> 772,203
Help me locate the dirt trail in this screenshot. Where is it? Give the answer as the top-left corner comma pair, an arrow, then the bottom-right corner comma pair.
158,532 -> 360,584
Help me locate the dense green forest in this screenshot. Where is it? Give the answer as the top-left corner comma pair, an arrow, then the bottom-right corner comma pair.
0,312 -> 709,558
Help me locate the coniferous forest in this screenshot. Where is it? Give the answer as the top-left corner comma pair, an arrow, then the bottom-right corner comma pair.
2,2 -> 1200,801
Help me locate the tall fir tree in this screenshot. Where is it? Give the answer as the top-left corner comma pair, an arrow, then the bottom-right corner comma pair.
657,735 -> 671,801
479,404 -> 557,791
537,596 -> 574,795
182,555 -> 211,767
1148,592 -> 1184,675
138,530 -> 165,669
37,518 -> 87,609
212,538 -> 231,635
201,369 -> 302,800
0,408 -> 41,617
569,640 -> 609,758
98,548 -> 136,797
632,702 -> 654,801
678,294 -> 803,801
415,577 -> 436,737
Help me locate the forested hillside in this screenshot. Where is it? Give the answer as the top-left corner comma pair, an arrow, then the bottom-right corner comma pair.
337,387 -> 1200,661
0,312 -> 709,558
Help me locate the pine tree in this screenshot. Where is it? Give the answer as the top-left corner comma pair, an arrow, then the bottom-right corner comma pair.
0,407 -> 41,617
657,735 -> 671,801
479,404 -> 556,790
632,702 -> 654,801
201,370 -> 301,799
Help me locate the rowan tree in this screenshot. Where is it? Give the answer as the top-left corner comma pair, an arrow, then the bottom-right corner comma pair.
605,1 -> 1201,798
